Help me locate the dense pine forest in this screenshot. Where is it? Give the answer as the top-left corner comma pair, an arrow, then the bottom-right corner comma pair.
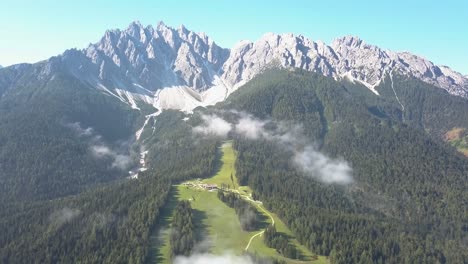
217,190 -> 260,231
225,70 -> 468,263
264,225 -> 299,260
170,201 -> 195,258
0,73 -> 138,203
0,68 -> 467,263
0,106 -> 219,263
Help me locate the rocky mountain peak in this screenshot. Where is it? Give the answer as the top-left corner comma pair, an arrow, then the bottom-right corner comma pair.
333,35 -> 364,48
64,21 -> 229,93
25,21 -> 467,112
125,21 -> 147,42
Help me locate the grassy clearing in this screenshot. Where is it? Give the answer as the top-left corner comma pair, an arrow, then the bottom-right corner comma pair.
248,202 -> 328,264
444,128 -> 468,157
177,185 -> 255,254
202,141 -> 238,189
151,141 -> 328,263
152,185 -> 268,263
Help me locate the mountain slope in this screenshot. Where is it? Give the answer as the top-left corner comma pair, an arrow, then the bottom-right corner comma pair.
0,65 -> 467,263
0,70 -> 139,202
374,73 -> 468,136
220,69 -> 468,263
0,21 -> 467,263
0,110 -> 219,264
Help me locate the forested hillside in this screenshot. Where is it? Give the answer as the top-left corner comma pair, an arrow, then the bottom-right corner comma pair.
0,98 -> 218,263
0,72 -> 138,202
224,69 -> 468,263
0,173 -> 170,263
375,73 -> 468,137
0,66 -> 467,263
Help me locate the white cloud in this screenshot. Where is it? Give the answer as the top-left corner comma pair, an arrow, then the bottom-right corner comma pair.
193,111 -> 353,185
174,253 -> 256,264
234,114 -> 268,139
293,146 -> 353,185
66,122 -> 134,171
91,145 -> 112,157
91,145 -> 133,170
50,207 -> 81,227
66,122 -> 94,136
193,114 -> 232,137
112,154 -> 133,170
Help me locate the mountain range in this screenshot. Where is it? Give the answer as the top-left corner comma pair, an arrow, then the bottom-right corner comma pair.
1,21 -> 468,264
1,21 -> 467,113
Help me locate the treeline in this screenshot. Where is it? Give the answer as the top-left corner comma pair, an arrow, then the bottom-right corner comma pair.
144,110 -> 220,182
170,201 -> 195,257
225,70 -> 468,263
234,138 -> 467,264
264,225 -> 299,259
0,73 -> 138,203
0,173 -> 171,263
217,190 -> 259,231
246,252 -> 287,264
0,109 -> 220,263
375,73 -> 468,137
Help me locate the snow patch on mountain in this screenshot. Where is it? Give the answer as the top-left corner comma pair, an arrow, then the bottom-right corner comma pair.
128,150 -> 149,179
135,111 -> 161,140
340,72 -> 381,95
153,76 -> 233,112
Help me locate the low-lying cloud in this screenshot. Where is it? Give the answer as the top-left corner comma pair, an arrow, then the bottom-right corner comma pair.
50,207 -> 81,227
112,153 -> 133,170
293,146 -> 353,184
174,253 -> 257,264
66,122 -> 94,137
235,115 -> 268,139
90,144 -> 132,170
67,122 -> 133,170
91,145 -> 112,157
193,112 -> 353,185
193,114 -> 232,137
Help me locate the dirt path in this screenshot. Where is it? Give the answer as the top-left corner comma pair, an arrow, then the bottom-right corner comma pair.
245,230 -> 265,251
241,193 -> 275,251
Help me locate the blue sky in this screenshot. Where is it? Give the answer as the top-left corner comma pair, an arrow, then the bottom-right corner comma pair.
1,0 -> 467,74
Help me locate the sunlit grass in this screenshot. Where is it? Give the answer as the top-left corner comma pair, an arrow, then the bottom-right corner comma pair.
153,141 -> 328,263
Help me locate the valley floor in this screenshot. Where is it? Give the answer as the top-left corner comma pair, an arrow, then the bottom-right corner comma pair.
149,141 -> 328,264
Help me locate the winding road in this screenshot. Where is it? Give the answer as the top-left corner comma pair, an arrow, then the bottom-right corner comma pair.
245,230 -> 265,251
243,195 -> 275,251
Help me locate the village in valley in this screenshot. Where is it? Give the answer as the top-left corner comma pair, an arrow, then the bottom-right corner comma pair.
153,141 -> 328,264
182,180 -> 218,191
181,178 -> 244,193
